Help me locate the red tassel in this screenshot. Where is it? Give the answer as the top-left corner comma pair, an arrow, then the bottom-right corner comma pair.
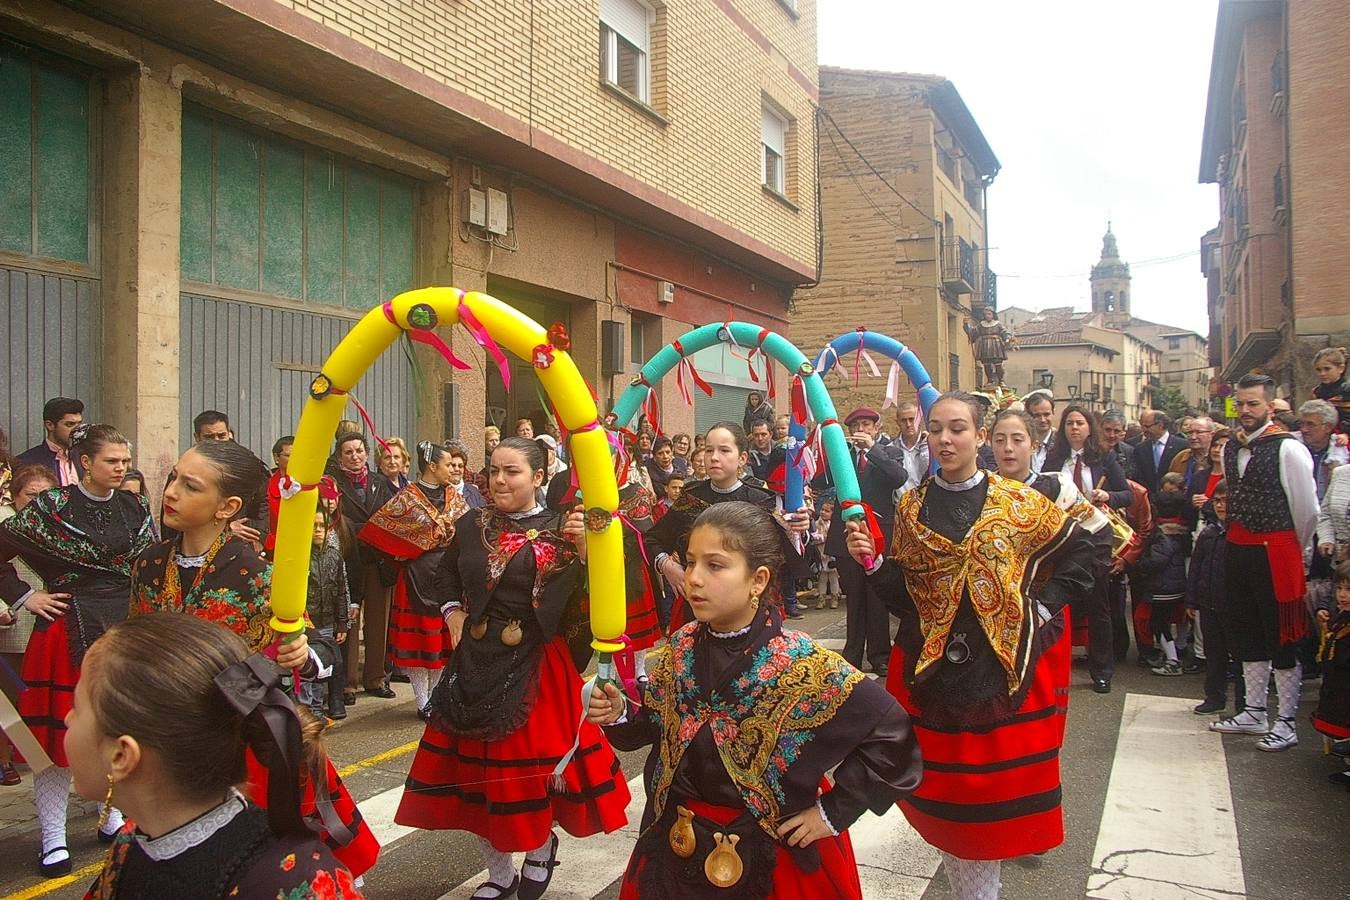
840,499 -> 885,555
789,375 -> 809,426
642,388 -> 662,436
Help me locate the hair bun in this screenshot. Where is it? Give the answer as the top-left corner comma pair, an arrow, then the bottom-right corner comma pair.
418,440 -> 435,464
69,423 -> 92,444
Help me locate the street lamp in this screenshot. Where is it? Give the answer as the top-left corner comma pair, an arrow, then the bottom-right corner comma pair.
1083,390 -> 1098,409
1067,384 -> 1080,399
1040,370 -> 1055,391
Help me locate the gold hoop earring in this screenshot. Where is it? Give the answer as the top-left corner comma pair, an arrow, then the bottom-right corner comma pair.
97,774 -> 114,831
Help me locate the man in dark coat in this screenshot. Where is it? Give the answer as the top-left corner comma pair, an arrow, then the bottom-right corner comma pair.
15,397 -> 85,486
1133,409 -> 1187,494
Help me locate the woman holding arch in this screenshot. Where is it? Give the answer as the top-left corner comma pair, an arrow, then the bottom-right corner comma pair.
846,392 -> 1094,899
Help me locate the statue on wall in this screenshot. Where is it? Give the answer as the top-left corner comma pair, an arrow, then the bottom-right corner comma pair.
964,306 -> 1014,387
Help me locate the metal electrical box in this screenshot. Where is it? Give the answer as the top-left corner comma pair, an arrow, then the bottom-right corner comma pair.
465,188 -> 487,227
487,188 -> 510,235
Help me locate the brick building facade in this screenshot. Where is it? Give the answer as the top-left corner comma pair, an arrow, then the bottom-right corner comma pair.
0,0 -> 818,496
1200,0 -> 1350,399
790,68 -> 999,415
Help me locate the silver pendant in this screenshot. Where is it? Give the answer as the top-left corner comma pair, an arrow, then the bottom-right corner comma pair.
945,632 -> 971,665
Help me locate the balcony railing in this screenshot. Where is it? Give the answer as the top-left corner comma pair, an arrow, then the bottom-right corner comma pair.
1271,49 -> 1286,115
1232,187 -> 1248,238
1273,165 -> 1288,225
983,268 -> 997,310
942,237 -> 976,294
1232,80 -> 1247,143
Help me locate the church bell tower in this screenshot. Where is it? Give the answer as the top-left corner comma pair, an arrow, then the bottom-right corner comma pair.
1090,222 -> 1131,327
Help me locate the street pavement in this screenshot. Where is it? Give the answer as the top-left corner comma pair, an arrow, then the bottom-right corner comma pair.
1,603 -> 1347,899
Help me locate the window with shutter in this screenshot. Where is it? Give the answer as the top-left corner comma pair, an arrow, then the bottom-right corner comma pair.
761,105 -> 787,194
600,0 -> 651,103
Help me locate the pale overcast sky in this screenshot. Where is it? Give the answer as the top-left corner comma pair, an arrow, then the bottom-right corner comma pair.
818,0 -> 1219,336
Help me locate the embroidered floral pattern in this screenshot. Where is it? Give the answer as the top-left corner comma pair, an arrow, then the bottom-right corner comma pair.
3,487 -> 154,587
131,536 -> 274,653
891,473 -> 1071,693
362,483 -> 467,554
645,623 -> 863,837
479,508 -> 576,602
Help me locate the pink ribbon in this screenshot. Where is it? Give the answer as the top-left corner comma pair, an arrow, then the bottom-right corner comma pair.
330,388 -> 391,455
457,299 -> 511,391
672,341 -> 714,407
382,302 -> 471,373
883,361 -> 902,410
851,330 -> 881,386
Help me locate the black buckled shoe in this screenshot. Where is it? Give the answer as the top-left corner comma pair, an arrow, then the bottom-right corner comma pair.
518,832 -> 559,900
1092,678 -> 1111,694
364,685 -> 397,699
38,847 -> 71,877
471,875 -> 519,899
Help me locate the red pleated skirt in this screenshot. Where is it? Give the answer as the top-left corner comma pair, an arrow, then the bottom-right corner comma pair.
395,637 -> 630,852
618,796 -> 863,900
885,621 -> 1071,860
244,749 -> 381,877
626,565 -> 662,652
386,575 -> 450,670
18,618 -> 79,768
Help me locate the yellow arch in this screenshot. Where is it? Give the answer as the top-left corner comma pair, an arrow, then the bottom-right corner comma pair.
269,287 -> 626,654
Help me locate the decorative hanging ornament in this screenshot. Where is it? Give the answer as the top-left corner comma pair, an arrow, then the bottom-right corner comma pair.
408,303 -> 438,330
547,322 -> 571,353
309,373 -> 333,400
531,343 -> 555,369
585,507 -> 614,533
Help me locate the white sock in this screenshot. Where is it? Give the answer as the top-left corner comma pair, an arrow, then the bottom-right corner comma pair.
523,831 -> 557,883
1242,660 -> 1272,715
941,852 -> 1001,900
409,668 -> 431,709
634,652 -> 648,680
34,767 -> 70,858
1274,663 -> 1302,723
1159,636 -> 1178,663
101,806 -> 125,834
474,835 -> 516,895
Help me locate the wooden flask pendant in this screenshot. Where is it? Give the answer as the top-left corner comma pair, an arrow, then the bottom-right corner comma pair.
704,832 -> 743,888
501,619 -> 523,647
669,805 -> 696,859
469,619 -> 488,641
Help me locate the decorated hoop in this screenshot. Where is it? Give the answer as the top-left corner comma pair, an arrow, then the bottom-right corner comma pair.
610,321 -> 869,538
813,328 -> 941,418
270,288 -> 626,657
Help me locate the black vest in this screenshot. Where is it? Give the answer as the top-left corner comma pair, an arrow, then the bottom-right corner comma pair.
1224,430 -> 1295,532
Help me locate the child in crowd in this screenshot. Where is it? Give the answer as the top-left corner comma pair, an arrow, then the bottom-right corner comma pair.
1313,562 -> 1350,788
1188,481 -> 1245,714
813,497 -> 841,610
1140,482 -> 1191,676
588,501 -> 920,899
663,473 -> 685,507
304,509 -> 350,720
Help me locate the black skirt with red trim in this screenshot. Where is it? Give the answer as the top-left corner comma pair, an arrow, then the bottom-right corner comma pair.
618,795 -> 863,900
396,637 -> 630,852
626,564 -> 662,652
18,618 -> 79,768
885,619 -> 1072,860
244,749 -> 380,877
386,573 -> 451,670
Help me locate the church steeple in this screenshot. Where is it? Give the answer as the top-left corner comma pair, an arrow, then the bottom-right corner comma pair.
1090,222 -> 1131,324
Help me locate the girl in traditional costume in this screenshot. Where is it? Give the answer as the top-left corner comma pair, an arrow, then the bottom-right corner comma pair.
129,440 -> 379,877
395,437 -> 629,900
73,614 -> 362,898
588,501 -> 922,899
0,425 -> 154,876
847,392 -> 1095,900
647,422 -> 808,629
359,441 -> 470,719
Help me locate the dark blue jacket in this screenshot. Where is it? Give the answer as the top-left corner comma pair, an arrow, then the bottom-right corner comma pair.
1186,520 -> 1227,611
1132,525 -> 1189,600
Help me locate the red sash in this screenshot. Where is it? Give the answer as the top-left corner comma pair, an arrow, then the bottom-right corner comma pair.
1227,521 -> 1308,643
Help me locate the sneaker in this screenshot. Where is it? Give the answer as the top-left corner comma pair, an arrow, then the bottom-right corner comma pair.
1151,660 -> 1183,676
1182,660 -> 1205,675
1256,718 -> 1298,752
784,608 -> 806,620
1192,698 -> 1226,715
1210,707 -> 1268,735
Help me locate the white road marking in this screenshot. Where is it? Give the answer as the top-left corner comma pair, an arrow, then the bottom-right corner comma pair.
361,781 -> 419,849
1087,693 -> 1246,899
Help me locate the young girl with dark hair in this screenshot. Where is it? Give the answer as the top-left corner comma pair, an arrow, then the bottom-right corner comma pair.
588,501 -> 921,899
0,424 -> 155,875
646,422 -> 809,629
848,392 -> 1095,899
129,440 -> 379,877
73,614 -> 362,898
359,440 -> 470,718
395,437 -> 629,900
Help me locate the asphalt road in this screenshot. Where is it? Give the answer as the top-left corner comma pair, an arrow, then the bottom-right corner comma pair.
2,606 -> 1347,899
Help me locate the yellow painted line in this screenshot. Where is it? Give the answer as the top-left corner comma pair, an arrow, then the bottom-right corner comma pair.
336,738 -> 419,779
2,860 -> 103,900
2,740 -> 422,899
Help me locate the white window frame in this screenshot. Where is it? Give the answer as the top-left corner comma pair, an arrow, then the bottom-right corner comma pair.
762,104 -> 787,194
600,0 -> 652,104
